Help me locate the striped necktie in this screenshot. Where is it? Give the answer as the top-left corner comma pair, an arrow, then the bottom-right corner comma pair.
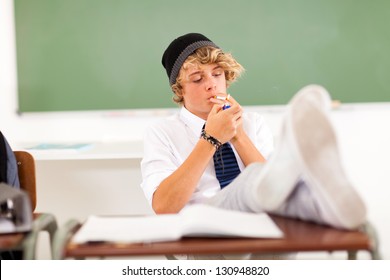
213,142 -> 241,188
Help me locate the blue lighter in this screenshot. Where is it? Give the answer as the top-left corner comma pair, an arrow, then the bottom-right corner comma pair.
222,103 -> 231,110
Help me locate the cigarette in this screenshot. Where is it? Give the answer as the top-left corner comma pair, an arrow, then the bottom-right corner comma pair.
215,94 -> 230,101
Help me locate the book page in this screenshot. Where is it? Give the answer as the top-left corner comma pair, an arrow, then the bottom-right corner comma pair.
72,214 -> 181,244
0,219 -> 15,234
179,204 -> 283,238
71,205 -> 283,244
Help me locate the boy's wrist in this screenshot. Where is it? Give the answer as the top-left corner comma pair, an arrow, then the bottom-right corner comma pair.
230,130 -> 246,145
200,129 -> 222,150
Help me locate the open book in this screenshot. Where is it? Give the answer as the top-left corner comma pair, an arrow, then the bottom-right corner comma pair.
72,204 -> 283,244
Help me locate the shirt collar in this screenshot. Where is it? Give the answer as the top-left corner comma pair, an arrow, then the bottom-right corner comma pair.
179,106 -> 205,137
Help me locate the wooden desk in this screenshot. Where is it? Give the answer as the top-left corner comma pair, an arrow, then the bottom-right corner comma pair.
0,232 -> 25,251
55,215 -> 380,260
0,213 -> 58,259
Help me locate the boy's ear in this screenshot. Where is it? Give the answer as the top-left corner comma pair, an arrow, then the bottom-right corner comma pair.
177,90 -> 185,100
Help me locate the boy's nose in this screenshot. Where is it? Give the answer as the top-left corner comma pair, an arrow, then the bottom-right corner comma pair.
205,77 -> 216,91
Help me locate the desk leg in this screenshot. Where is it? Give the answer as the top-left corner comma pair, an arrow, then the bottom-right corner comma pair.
53,219 -> 80,260
22,231 -> 39,259
347,250 -> 357,260
363,222 -> 382,260
21,214 -> 59,259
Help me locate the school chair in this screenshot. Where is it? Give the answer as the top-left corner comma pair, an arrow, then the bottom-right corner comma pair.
0,151 -> 58,259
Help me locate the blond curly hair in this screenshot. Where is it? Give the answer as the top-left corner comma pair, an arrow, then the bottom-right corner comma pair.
171,46 -> 244,105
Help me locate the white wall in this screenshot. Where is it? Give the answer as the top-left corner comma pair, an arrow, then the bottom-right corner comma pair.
1,0 -> 390,259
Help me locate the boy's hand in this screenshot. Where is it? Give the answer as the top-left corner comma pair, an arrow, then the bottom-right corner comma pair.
206,94 -> 243,144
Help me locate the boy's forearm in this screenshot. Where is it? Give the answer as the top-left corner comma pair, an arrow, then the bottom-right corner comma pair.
152,139 -> 216,214
231,131 -> 266,166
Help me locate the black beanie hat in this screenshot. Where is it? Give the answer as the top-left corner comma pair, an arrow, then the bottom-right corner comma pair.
162,33 -> 219,85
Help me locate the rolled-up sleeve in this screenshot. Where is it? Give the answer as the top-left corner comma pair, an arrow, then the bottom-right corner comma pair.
140,123 -> 180,205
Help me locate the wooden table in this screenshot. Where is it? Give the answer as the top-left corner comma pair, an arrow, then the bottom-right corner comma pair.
0,213 -> 58,259
55,215 -> 380,260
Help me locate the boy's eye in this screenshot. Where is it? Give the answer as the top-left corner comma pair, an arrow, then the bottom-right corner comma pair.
191,76 -> 202,83
213,71 -> 223,77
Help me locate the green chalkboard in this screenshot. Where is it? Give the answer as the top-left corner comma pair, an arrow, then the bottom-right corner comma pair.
14,0 -> 390,112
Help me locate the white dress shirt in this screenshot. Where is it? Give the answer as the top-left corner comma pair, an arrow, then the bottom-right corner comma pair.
140,106 -> 274,206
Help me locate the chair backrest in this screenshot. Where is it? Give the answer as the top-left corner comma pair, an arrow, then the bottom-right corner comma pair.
14,151 -> 36,211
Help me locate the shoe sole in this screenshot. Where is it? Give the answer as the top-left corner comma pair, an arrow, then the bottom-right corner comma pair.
288,98 -> 366,229
289,84 -> 332,112
249,85 -> 331,212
